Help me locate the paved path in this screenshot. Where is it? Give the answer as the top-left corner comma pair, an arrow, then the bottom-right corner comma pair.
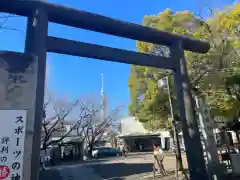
39,165 -> 102,180
39,168 -> 62,180
86,158 -> 152,179
85,153 -> 188,179
39,153 -> 188,180
56,165 -> 102,180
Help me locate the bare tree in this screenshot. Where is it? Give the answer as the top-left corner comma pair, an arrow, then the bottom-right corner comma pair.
76,96 -> 122,157
41,94 -> 80,150
107,129 -> 118,148
0,14 -> 10,29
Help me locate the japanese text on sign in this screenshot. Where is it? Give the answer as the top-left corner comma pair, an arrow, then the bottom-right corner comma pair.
0,110 -> 27,180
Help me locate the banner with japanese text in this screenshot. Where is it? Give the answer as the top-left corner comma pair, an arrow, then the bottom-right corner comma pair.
0,110 -> 27,180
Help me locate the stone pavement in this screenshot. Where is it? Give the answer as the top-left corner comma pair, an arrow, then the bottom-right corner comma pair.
39,153 -> 188,180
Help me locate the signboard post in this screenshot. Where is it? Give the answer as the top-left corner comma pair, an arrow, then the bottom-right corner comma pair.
0,51 -> 38,180
195,97 -> 224,180
0,110 -> 27,180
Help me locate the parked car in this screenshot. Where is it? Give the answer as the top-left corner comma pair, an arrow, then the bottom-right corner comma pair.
92,147 -> 120,157
92,148 -> 99,157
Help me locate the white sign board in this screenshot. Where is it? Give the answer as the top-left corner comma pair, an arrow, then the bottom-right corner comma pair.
0,110 -> 27,180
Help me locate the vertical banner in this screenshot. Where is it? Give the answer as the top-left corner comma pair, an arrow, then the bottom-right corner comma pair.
0,110 -> 27,180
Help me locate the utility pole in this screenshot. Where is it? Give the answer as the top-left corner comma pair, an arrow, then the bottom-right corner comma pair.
158,76 -> 183,179
165,76 -> 184,179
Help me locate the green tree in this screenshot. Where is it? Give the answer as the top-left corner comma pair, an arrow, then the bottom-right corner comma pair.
128,3 -> 240,129
190,3 -> 240,121
129,9 -> 200,130
128,64 -> 171,130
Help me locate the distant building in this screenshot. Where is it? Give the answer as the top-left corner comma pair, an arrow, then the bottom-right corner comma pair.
117,116 -> 179,152
41,120 -> 80,145
41,120 -> 84,164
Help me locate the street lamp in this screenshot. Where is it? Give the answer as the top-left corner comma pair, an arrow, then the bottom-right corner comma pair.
158,76 -> 183,178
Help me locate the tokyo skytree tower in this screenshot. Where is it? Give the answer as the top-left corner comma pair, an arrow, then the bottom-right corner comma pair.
101,73 -> 106,120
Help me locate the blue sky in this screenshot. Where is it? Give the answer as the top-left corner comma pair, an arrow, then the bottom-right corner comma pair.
0,0 -> 236,115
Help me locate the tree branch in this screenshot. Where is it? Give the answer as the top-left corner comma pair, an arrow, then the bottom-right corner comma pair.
41,96 -> 80,150
0,14 -> 24,32
77,96 -> 122,150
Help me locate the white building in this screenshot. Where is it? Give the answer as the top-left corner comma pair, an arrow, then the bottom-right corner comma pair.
118,116 -> 178,151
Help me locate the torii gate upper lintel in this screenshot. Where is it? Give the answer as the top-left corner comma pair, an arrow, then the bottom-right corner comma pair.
0,0 -> 210,54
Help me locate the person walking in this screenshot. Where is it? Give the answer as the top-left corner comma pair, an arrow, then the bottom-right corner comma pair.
122,146 -> 127,158
153,144 -> 166,175
40,152 -> 46,170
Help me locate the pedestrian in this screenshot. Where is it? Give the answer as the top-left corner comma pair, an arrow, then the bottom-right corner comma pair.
125,146 -> 129,156
40,152 -> 46,170
120,146 -> 127,158
122,146 -> 126,157
50,151 -> 55,166
153,144 -> 166,175
126,146 -> 130,154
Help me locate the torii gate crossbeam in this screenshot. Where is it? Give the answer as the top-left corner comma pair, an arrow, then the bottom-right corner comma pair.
0,0 -> 209,53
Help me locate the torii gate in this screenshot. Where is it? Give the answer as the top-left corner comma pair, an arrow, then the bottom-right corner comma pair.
0,0 -> 212,180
